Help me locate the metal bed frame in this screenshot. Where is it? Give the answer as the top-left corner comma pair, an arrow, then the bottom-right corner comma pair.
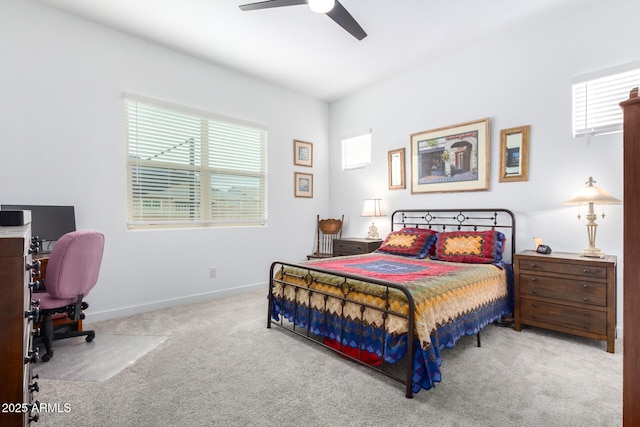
268,208 -> 516,398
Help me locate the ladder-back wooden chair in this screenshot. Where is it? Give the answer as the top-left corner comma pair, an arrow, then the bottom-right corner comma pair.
307,214 -> 344,260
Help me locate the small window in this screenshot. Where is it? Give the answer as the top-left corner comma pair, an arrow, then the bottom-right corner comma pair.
342,130 -> 371,170
125,95 -> 267,229
572,67 -> 640,138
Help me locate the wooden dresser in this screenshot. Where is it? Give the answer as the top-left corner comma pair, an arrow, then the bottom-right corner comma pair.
0,225 -> 41,425
333,238 -> 382,256
513,250 -> 616,353
621,87 -> 640,424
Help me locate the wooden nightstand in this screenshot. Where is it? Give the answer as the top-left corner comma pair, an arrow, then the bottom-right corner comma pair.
333,238 -> 382,257
514,250 -> 617,353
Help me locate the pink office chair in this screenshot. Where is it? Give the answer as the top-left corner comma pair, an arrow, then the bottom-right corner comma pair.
36,230 -> 105,362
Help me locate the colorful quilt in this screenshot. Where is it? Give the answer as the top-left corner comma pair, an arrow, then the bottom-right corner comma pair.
270,253 -> 511,393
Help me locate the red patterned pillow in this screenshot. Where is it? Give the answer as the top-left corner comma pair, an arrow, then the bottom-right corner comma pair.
376,228 -> 438,259
436,230 -> 506,263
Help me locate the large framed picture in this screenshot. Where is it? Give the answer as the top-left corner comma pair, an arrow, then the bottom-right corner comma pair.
410,118 -> 490,194
294,172 -> 313,198
293,139 -> 313,167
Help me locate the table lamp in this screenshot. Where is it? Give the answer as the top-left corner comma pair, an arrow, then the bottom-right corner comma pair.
361,198 -> 386,240
564,176 -> 621,258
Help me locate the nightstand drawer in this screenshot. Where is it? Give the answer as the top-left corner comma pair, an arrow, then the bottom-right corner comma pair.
517,259 -> 607,279
333,238 -> 382,256
334,241 -> 367,254
520,299 -> 606,335
519,274 -> 606,306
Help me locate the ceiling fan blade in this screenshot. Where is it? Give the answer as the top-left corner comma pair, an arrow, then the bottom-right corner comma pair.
326,1 -> 367,40
239,0 -> 307,11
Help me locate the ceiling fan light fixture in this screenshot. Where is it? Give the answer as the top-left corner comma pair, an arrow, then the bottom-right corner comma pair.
308,0 -> 335,14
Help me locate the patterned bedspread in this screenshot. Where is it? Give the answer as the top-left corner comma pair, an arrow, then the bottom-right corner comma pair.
270,253 -> 511,392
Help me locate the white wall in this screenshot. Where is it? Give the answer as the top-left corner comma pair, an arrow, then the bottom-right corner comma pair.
329,0 -> 640,334
1,0 -> 330,320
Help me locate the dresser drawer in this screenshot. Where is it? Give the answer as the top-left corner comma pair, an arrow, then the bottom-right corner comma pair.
333,239 -> 382,256
520,299 -> 606,335
519,274 -> 606,306
517,258 -> 607,279
334,241 -> 367,254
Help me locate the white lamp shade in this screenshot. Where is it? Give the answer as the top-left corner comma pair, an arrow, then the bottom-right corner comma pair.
308,0 -> 335,14
361,199 -> 386,217
564,176 -> 621,205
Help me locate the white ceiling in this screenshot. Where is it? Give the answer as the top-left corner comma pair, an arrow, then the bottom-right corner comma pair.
33,0 -> 578,102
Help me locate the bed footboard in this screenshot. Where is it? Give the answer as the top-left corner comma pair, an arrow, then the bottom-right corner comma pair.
268,261 -> 417,398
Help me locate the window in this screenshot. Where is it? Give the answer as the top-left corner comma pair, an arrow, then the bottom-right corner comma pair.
341,130 -> 371,170
572,67 -> 640,138
125,95 -> 267,229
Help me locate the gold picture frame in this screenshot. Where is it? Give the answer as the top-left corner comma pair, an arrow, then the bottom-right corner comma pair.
410,118 -> 490,194
294,139 -> 313,167
388,148 -> 406,190
499,125 -> 530,182
294,172 -> 313,198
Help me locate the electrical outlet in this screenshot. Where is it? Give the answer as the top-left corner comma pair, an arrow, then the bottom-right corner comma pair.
209,267 -> 217,278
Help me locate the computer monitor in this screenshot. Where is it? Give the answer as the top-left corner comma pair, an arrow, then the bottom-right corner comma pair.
1,204 -> 76,253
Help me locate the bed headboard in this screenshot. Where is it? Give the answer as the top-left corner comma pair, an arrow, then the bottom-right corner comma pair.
391,208 -> 516,263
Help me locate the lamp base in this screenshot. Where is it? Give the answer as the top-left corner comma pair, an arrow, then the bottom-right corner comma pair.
367,222 -> 380,240
579,246 -> 606,258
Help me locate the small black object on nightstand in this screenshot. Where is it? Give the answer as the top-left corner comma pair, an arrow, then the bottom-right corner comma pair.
536,245 -> 552,254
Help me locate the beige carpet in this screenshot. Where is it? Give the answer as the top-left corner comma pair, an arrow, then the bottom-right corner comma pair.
33,334 -> 167,382
34,291 -> 622,427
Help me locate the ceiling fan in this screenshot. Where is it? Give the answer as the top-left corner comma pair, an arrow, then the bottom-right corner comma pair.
239,0 -> 367,40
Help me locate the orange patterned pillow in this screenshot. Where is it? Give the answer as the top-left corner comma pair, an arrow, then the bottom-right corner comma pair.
377,228 -> 438,259
435,230 -> 506,263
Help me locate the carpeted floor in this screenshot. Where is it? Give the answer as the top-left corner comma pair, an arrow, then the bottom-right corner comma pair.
33,291 -> 622,427
33,334 -> 167,382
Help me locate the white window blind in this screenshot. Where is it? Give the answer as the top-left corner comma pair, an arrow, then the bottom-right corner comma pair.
572,68 -> 640,138
125,95 -> 267,229
341,131 -> 371,170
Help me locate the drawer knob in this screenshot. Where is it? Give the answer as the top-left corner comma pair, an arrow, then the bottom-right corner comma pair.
584,312 -> 590,317
29,280 -> 42,291
583,297 -> 590,302
531,277 -> 538,282
26,260 -> 41,272
531,289 -> 538,295
24,349 -> 39,364
532,303 -> 538,307
584,324 -> 590,330
530,263 -> 538,268
583,284 -> 589,289
583,269 -> 592,275
25,307 -> 40,321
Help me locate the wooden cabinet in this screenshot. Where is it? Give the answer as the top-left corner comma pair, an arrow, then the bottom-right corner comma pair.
0,225 -> 41,426
514,250 -> 616,353
333,238 -> 382,256
621,87 -> 640,424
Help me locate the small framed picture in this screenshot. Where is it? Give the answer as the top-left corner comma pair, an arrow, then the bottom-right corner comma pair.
294,172 -> 313,198
294,139 -> 313,167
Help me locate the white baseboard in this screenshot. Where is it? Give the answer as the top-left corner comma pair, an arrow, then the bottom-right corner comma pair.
83,282 -> 266,323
